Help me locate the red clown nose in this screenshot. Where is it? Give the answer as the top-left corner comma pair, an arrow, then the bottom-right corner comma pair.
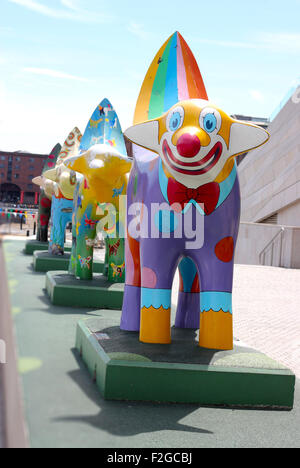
177,133 -> 201,158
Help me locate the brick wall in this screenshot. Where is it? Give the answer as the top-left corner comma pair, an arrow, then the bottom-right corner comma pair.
0,151 -> 48,203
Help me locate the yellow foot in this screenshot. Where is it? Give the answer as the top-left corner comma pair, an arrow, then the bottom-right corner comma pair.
140,306 -> 171,344
199,309 -> 233,350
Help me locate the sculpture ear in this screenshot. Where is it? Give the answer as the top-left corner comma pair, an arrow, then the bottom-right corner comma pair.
64,153 -> 88,175
124,121 -> 160,153
229,121 -> 269,157
43,167 -> 57,182
32,176 -> 43,187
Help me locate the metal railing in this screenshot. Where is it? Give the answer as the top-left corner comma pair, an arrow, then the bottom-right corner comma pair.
259,227 -> 285,267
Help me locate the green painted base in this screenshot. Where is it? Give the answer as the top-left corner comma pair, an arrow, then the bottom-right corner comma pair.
33,251 -> 104,274
76,316 -> 296,408
45,271 -> 124,309
24,240 -> 71,255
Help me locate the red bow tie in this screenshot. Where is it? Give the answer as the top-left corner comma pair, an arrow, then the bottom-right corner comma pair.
167,178 -> 220,215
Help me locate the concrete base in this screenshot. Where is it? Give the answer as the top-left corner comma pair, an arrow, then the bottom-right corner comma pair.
33,251 -> 104,274
45,271 -> 124,309
24,240 -> 71,255
76,316 -> 296,408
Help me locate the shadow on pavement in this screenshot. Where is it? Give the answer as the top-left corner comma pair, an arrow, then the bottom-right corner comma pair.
53,349 -> 214,437
35,290 -> 98,316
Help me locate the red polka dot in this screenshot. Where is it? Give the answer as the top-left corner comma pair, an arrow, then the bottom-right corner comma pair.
215,237 -> 234,263
41,197 -> 51,208
40,214 -> 49,226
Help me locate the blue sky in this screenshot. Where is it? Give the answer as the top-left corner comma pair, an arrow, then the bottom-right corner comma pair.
0,0 -> 299,153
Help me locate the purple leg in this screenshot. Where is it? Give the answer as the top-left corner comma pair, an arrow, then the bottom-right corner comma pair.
175,257 -> 200,329
175,292 -> 200,329
120,285 -> 141,331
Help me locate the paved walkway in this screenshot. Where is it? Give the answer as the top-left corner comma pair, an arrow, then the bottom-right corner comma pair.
233,265 -> 300,378
171,265 -> 300,378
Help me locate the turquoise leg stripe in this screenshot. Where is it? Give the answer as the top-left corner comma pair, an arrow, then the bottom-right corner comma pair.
200,292 -> 232,314
141,288 -> 172,310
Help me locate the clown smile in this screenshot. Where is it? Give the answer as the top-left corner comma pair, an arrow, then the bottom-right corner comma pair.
162,140 -> 223,175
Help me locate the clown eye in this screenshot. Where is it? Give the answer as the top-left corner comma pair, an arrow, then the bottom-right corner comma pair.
203,113 -> 217,133
169,112 -> 181,131
166,106 -> 184,133
200,108 -> 222,134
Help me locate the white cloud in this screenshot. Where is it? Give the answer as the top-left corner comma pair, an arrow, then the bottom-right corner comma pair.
8,0 -> 111,23
60,0 -> 80,11
23,67 -> 91,82
127,22 -> 149,40
258,32 -> 300,54
194,32 -> 300,55
194,38 -> 257,50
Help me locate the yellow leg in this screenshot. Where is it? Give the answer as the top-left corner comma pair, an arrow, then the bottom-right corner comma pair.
140,306 -> 171,344
199,309 -> 233,350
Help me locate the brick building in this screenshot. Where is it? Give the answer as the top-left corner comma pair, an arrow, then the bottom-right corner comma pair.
0,150 -> 48,204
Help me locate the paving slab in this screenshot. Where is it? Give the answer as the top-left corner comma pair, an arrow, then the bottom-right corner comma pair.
233,264 -> 300,378
2,239 -> 300,448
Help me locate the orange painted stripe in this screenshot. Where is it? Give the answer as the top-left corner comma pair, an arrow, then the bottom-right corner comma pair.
134,35 -> 170,125
179,33 -> 208,100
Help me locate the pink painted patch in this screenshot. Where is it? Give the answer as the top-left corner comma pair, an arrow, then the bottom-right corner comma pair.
142,267 -> 157,288
47,162 -> 55,167
177,37 -> 190,101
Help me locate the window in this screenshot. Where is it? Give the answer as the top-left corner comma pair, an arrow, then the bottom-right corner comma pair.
0,164 -> 4,169
29,165 -> 34,170
1,156 -> 5,161
15,165 -> 20,170
28,174 -> 34,179
29,158 -> 35,163
14,174 -> 20,179
0,173 -> 4,178
27,184 -> 33,189
15,157 -> 21,162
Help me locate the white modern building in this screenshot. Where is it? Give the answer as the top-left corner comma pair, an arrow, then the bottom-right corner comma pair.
235,81 -> 300,268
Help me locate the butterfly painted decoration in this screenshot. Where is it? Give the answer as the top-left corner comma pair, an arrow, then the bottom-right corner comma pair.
111,262 -> 125,278
109,239 -> 120,256
78,255 -> 92,269
112,183 -> 125,199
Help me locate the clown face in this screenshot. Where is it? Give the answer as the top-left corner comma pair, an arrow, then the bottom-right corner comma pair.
125,99 -> 269,189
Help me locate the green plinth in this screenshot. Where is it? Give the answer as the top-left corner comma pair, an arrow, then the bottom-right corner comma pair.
33,250 -> 104,274
76,316 -> 295,409
24,240 -> 71,255
45,271 -> 124,309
